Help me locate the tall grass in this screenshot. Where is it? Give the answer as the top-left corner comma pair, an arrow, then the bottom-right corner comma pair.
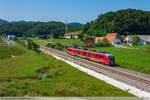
0,44 -> 133,96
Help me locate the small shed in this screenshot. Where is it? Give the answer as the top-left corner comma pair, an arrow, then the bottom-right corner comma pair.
95,37 -> 105,43
84,38 -> 95,46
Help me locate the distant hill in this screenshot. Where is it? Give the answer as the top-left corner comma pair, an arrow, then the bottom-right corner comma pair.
83,8 -> 150,36
68,22 -> 82,32
0,18 -> 83,38
69,22 -> 82,26
0,19 -> 8,25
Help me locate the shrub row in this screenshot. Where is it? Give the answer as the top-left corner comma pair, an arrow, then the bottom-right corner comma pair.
47,42 -> 65,51
16,38 -> 40,53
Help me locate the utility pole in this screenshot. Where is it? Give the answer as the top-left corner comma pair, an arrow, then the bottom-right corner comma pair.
81,24 -> 84,33
65,21 -> 69,34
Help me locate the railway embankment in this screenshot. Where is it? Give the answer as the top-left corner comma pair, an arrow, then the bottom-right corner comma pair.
41,47 -> 150,98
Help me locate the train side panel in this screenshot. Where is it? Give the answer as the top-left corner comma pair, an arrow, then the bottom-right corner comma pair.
67,48 -> 112,65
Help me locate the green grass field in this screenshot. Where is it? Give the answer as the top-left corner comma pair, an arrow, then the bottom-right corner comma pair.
0,42 -> 133,96
90,47 -> 150,74
0,44 -> 26,59
0,40 -> 7,44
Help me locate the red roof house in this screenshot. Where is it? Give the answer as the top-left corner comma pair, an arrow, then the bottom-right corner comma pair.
105,33 -> 118,43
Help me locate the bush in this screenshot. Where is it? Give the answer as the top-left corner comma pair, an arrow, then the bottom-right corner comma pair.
46,42 -> 65,51
27,39 -> 34,49
26,39 -> 40,53
16,39 -> 27,47
46,43 -> 51,47
132,35 -> 140,46
32,42 -> 40,53
147,45 -> 150,53
96,39 -> 112,47
54,84 -> 84,96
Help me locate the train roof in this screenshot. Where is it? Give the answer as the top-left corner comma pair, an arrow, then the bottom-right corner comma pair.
68,47 -> 114,57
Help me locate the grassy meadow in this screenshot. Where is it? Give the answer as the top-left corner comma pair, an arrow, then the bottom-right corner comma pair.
0,42 -> 133,96
0,40 -> 6,44
90,47 -> 150,74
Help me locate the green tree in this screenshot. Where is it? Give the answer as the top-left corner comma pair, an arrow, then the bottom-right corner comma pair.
132,36 -> 140,46
83,8 -> 150,36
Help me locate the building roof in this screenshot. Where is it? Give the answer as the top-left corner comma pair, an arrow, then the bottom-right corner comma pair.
65,31 -> 81,36
105,33 -> 118,42
137,35 -> 150,42
124,35 -> 133,42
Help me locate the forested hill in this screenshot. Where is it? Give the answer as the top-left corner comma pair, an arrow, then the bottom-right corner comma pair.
83,9 -> 150,36
68,23 -> 82,32
0,19 -> 8,25
0,21 -> 82,38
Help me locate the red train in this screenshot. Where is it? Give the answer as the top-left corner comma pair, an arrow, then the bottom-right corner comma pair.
67,48 -> 115,66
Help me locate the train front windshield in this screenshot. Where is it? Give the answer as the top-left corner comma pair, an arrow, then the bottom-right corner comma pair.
108,56 -> 114,60
108,56 -> 115,65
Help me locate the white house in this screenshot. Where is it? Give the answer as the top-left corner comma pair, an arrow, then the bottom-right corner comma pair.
124,35 -> 133,46
138,35 -> 150,45
7,35 -> 15,40
124,35 -> 150,46
64,31 -> 81,39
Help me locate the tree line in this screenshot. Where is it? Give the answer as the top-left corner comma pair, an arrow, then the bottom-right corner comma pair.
0,21 -> 82,38
83,8 -> 150,36
1,8 -> 150,38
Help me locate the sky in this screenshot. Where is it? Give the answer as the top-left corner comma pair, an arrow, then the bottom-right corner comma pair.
0,0 -> 150,23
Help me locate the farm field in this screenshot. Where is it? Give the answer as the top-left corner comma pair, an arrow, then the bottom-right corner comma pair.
90,47 -> 150,74
0,43 -> 133,96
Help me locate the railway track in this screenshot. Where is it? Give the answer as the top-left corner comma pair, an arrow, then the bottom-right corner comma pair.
42,47 -> 150,91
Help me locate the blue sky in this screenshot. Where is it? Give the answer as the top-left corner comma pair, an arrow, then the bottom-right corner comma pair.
0,0 -> 150,23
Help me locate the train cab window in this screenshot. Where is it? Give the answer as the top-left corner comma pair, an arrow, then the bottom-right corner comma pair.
108,56 -> 115,61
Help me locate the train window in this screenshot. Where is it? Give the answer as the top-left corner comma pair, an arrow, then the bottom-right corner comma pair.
88,52 -> 92,57
69,49 -> 72,52
85,52 -> 87,55
93,54 -> 96,57
82,51 -> 84,55
99,55 -> 103,59
79,51 -> 82,55
96,54 -> 99,58
77,51 -> 80,54
108,56 -> 115,61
